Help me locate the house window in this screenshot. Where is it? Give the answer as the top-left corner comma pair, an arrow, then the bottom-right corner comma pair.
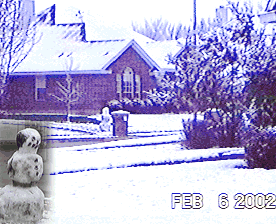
116,67 -> 141,100
35,75 -> 46,101
123,67 -> 134,99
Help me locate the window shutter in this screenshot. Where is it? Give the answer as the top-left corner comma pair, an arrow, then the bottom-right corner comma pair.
135,74 -> 141,99
36,75 -> 46,88
131,73 -> 134,99
116,74 -> 122,100
35,75 -> 46,101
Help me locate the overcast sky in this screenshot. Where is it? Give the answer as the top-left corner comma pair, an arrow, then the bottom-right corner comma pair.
35,0 -> 266,28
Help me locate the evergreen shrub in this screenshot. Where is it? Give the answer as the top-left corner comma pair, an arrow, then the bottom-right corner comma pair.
181,110 -> 244,150
243,126 -> 276,169
182,119 -> 212,149
106,98 -> 177,114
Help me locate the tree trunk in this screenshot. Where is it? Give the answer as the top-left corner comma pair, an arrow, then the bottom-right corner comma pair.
67,102 -> 71,123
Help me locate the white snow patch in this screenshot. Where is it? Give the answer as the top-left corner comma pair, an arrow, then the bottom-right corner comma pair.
51,159 -> 276,223
53,142 -> 244,174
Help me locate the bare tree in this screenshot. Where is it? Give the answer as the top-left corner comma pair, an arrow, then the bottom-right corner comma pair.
49,57 -> 82,122
132,16 -> 221,41
0,0 -> 38,96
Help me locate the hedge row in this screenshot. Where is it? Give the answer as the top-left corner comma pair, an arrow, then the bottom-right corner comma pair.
181,116 -> 242,150
182,110 -> 276,170
0,114 -> 101,124
106,98 -> 182,114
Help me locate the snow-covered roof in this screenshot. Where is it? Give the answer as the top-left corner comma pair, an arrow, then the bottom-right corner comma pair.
14,27 -> 133,73
141,40 -> 184,71
102,39 -> 160,71
55,23 -> 86,42
36,4 -> 55,25
14,3 -> 181,74
14,25 -> 162,74
84,23 -> 154,45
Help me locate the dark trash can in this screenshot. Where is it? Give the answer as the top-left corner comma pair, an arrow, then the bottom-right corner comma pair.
111,110 -> 130,137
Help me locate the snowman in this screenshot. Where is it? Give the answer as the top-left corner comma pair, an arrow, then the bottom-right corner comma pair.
99,107 -> 112,132
0,128 -> 45,223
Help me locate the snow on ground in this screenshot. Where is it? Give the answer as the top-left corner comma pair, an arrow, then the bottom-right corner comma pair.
52,138 -> 244,174
5,113 -> 271,223
46,113 -> 276,223
47,113 -> 203,138
47,122 -> 100,136
52,159 -> 276,224
128,114 -> 203,133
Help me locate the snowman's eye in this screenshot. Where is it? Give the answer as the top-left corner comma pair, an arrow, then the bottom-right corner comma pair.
28,142 -> 32,147
32,137 -> 36,141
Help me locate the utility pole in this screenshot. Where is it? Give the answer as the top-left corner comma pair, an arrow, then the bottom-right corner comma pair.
193,0 -> 197,45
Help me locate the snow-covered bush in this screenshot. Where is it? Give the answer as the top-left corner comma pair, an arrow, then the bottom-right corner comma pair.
107,97 -> 175,114
182,112 -> 243,150
107,99 -> 123,112
182,119 -> 213,149
243,126 -> 276,169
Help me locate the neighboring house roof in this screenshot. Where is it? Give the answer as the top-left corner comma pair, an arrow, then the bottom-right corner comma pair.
265,0 -> 276,11
36,4 -> 56,25
259,0 -> 276,24
56,23 -> 86,42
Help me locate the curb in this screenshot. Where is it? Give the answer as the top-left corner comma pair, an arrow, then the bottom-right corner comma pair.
51,149 -> 245,175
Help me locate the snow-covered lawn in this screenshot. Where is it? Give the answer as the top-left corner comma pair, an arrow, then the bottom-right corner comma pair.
52,159 -> 276,224
52,140 -> 244,174
128,114 -> 203,133
47,113 -> 204,138
38,113 -> 275,223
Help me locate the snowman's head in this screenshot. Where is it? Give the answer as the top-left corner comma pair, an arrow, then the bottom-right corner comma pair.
16,128 -> 41,153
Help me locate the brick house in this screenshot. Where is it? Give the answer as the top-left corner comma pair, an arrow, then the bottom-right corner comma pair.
5,4 -> 183,115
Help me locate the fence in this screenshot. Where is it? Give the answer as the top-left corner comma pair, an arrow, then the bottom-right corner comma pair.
0,119 -> 52,162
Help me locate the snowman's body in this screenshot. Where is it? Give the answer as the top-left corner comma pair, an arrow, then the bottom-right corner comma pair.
0,128 -> 45,223
8,151 -> 43,184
